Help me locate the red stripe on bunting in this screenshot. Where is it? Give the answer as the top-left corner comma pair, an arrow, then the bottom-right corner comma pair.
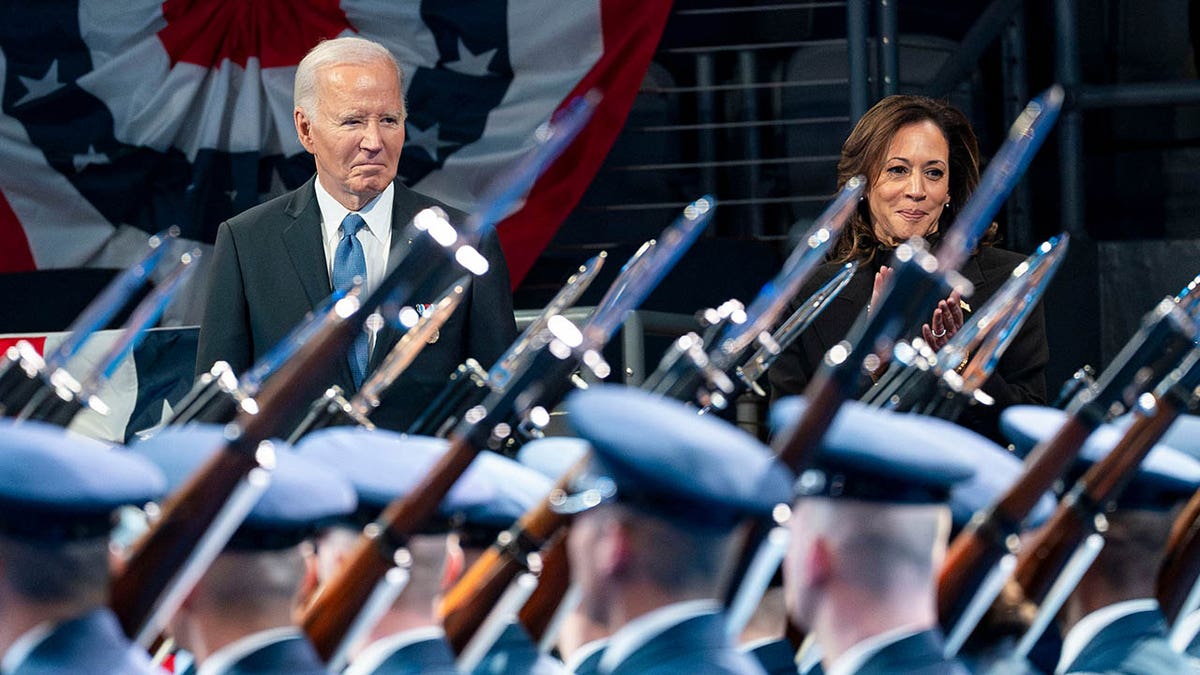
496,0 -> 674,287
0,336 -> 46,354
0,188 -> 36,273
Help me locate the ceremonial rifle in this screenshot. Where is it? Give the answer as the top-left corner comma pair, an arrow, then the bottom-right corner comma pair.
111,94 -> 599,647
937,294 -> 1200,634
500,178 -> 865,649
1160,489 -> 1200,638
642,177 -> 864,407
301,196 -> 713,662
286,277 -> 470,441
168,286 -> 356,425
731,262 -> 857,400
17,250 -> 201,427
1046,271 -> 1200,414
111,207 -> 478,645
863,234 -> 1068,418
0,229 -> 177,414
989,344 -> 1200,662
729,87 -> 1064,611
407,252 -> 606,437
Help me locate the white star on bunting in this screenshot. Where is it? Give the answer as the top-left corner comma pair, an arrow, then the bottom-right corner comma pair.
15,60 -> 64,107
405,122 -> 457,161
73,145 -> 110,172
445,39 -> 497,77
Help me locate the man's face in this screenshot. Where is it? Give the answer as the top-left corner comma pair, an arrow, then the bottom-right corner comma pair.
295,59 -> 406,211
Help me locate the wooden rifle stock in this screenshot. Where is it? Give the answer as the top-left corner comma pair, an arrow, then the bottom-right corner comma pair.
440,458 -> 585,653
1157,486 -> 1200,623
112,231 -> 454,641
937,416 -> 1094,625
112,298 -> 369,638
302,432 -> 481,659
1013,406 -> 1181,604
938,299 -> 1198,627
110,443 -> 262,638
518,531 -> 571,644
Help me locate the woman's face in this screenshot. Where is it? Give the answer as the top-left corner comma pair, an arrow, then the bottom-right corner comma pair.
866,119 -> 951,245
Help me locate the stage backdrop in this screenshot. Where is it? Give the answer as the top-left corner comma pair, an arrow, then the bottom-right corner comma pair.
0,327 -> 197,442
0,0 -> 673,322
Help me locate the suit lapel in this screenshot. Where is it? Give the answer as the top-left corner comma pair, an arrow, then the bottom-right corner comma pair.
280,176 -> 356,389
280,176 -> 334,310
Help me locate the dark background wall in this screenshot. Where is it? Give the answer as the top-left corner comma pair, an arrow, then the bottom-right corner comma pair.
515,0 -> 1200,393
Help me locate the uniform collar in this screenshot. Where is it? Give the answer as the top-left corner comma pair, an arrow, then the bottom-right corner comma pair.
0,620 -> 54,674
598,599 -> 720,673
825,623 -> 925,675
1056,598 -> 1159,674
197,626 -> 304,675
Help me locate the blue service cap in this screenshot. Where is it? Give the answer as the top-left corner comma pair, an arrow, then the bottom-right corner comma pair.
895,412 -> 1057,529
295,427 -> 497,533
1115,412 -> 1200,461
516,436 -> 591,480
557,385 -> 792,530
462,451 -> 553,530
0,419 -> 166,542
130,425 -> 357,549
1001,405 -> 1200,509
770,397 -> 975,505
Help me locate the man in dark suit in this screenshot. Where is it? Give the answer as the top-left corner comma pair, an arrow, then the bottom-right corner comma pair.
196,36 -> 516,432
0,420 -> 166,675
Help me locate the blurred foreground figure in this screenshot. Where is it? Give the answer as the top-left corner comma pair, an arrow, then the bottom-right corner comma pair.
557,386 -> 792,675
131,426 -> 356,674
0,420 -> 165,674
774,398 -> 972,674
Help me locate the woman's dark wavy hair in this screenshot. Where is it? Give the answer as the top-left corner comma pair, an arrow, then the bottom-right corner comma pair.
829,95 -> 997,264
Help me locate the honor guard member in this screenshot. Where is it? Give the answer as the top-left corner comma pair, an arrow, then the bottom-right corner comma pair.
1001,406 -> 1200,675
0,420 -> 166,675
451,453 -> 563,675
298,430 -> 484,675
130,426 -> 357,675
296,429 -> 556,675
554,385 -> 794,675
518,438 -> 609,675
772,397 -> 974,675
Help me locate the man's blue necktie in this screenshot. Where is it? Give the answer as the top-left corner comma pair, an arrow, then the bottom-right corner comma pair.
332,212 -> 369,387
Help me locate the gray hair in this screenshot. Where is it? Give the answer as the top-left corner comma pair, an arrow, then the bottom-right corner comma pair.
294,36 -> 405,115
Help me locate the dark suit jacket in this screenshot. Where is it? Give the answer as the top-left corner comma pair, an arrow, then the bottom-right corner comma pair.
767,245 -> 1048,442
607,612 -> 767,675
1062,607 -> 1189,675
216,633 -> 328,674
11,608 -> 159,675
195,177 -> 517,432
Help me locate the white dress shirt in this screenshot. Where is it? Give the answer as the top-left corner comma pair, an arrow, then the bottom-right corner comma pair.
314,180 -> 394,356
